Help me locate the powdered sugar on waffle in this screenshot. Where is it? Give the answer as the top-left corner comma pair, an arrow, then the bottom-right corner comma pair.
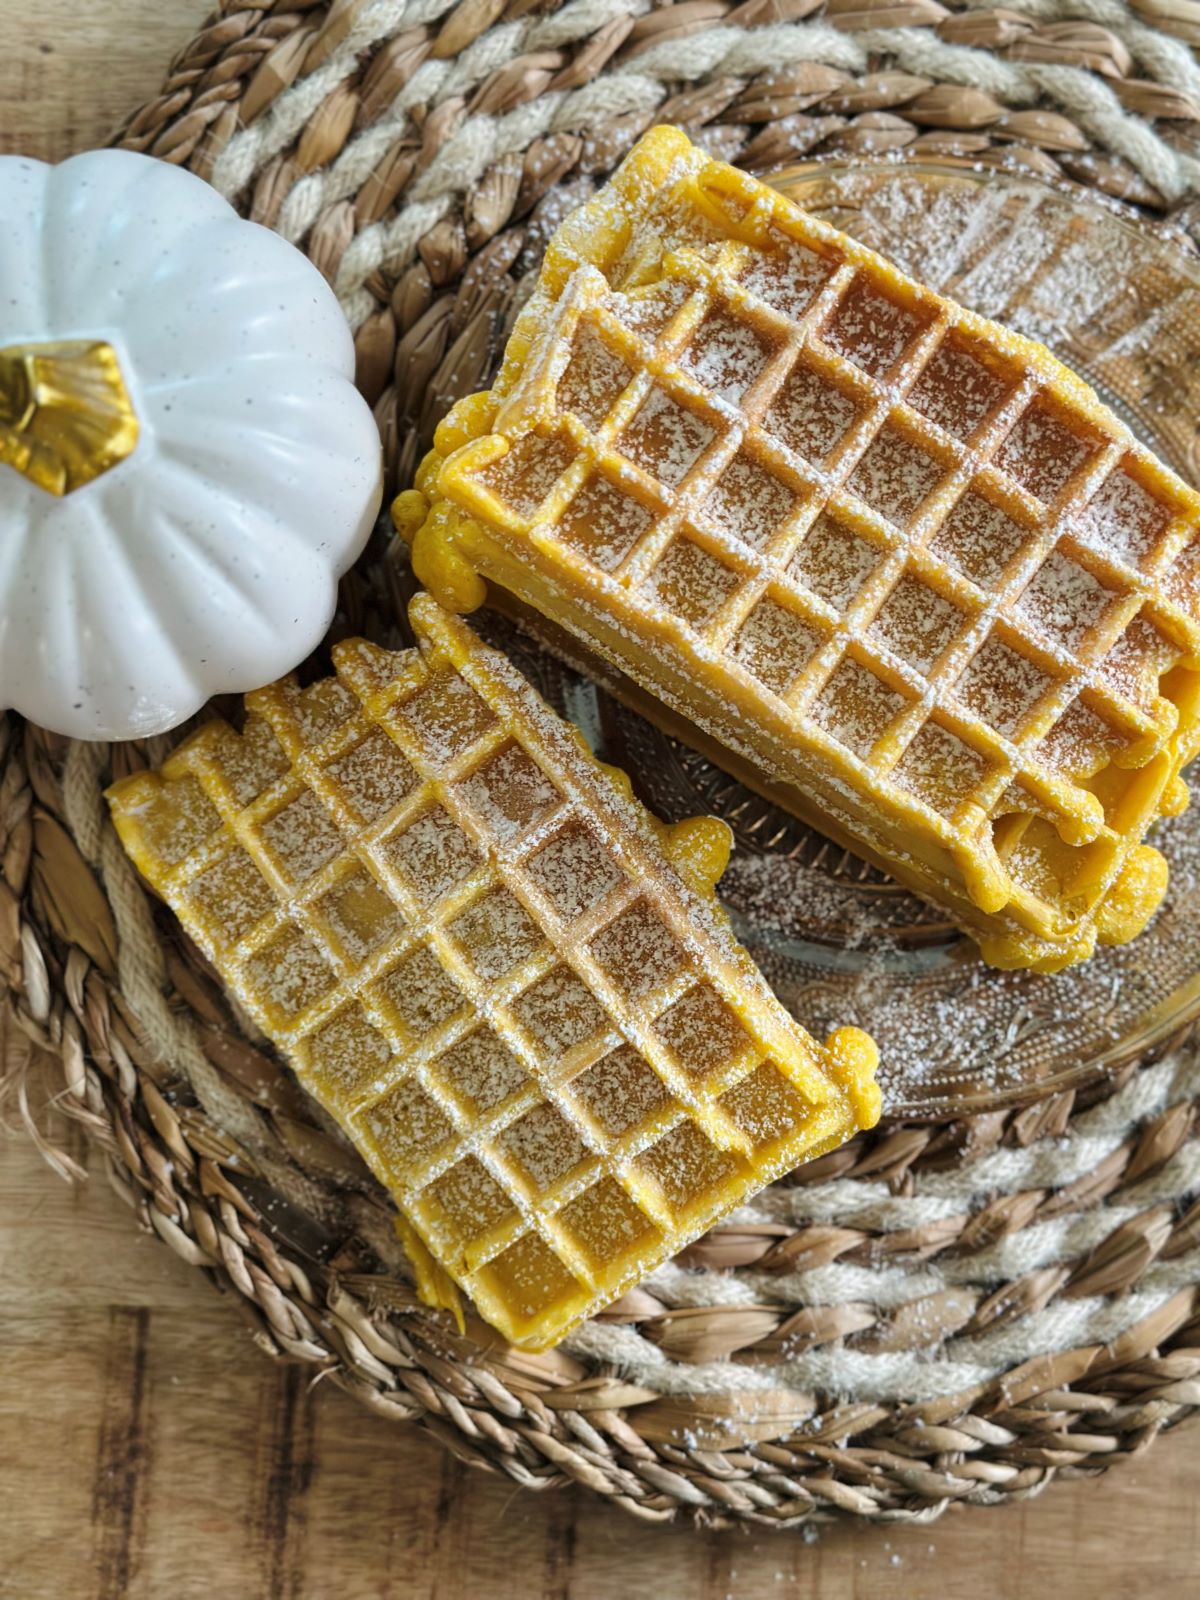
682,313 -> 771,403
1074,468 -> 1171,568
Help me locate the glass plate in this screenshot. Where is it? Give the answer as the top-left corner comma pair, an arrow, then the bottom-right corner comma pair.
481,159 -> 1200,1121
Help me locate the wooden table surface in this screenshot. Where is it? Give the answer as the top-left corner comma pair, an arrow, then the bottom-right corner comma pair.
2,6 -> 1199,1596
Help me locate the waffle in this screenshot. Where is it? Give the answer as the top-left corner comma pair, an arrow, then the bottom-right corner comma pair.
395,126 -> 1200,973
107,593 -> 879,1349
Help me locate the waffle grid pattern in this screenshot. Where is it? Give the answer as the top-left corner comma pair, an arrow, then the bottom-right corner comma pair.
418,129 -> 1200,968
108,596 -> 875,1347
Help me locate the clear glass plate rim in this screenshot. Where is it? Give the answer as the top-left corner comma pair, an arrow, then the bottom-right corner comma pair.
769,151 -> 1200,278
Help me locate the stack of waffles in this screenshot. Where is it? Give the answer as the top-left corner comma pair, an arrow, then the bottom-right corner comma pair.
397,125 -> 1200,974
109,594 -> 879,1348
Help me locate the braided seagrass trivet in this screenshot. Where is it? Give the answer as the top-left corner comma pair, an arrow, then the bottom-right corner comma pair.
5,0 -> 1200,1530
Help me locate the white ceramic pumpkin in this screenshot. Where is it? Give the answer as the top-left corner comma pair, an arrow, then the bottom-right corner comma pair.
0,149 -> 382,740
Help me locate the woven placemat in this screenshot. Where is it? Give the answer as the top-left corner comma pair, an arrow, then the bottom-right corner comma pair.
5,0 -> 1200,1530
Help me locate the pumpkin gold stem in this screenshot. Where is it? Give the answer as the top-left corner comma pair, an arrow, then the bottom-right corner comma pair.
0,339 -> 139,495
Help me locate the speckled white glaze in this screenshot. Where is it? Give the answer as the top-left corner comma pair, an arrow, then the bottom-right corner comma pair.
0,149 -> 382,740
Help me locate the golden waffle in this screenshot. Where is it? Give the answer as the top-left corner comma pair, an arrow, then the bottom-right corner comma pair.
107,593 -> 879,1349
396,126 -> 1200,973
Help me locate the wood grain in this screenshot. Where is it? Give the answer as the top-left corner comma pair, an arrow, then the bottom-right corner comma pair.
3,1125 -> 1200,1599
0,0 -> 211,162
1,4 -> 1199,1594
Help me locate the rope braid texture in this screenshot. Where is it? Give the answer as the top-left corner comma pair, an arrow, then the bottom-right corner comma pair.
3,0 -> 1200,1528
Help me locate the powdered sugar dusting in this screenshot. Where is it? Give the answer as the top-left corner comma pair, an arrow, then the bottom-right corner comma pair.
732,597 -> 824,696
259,790 -> 343,884
766,362 -> 857,464
1166,536 -> 1200,612
308,1005 -> 392,1104
1038,699 -> 1119,782
849,428 -> 944,527
589,898 -> 690,1000
655,983 -> 750,1081
635,1120 -> 739,1215
895,721 -> 989,814
789,515 -> 881,612
374,944 -> 465,1039
559,473 -> 653,571
499,1100 -> 591,1193
996,402 -> 1091,503
810,659 -> 906,756
568,1044 -> 672,1138
318,868 -> 405,962
526,818 -> 622,920
701,452 -> 795,550
294,680 -> 356,747
399,671 -> 497,764
433,1028 -> 528,1115
366,1076 -> 454,1175
618,387 -> 715,486
605,278 -> 691,340
908,341 -> 1009,439
185,847 -> 276,943
244,922 -> 336,1018
461,742 -> 562,840
510,963 -> 610,1060
955,636 -> 1054,737
559,325 -> 634,430
682,309 -> 771,402
868,576 -> 964,676
223,719 -> 289,807
1015,550 -> 1115,655
328,733 -> 418,824
382,805 -> 480,904
930,491 -> 1030,591
644,538 -> 741,629
479,434 -> 575,517
1074,466 -> 1171,569
740,230 -> 832,317
823,277 -> 925,375
448,886 -> 543,980
1098,615 -> 1178,710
